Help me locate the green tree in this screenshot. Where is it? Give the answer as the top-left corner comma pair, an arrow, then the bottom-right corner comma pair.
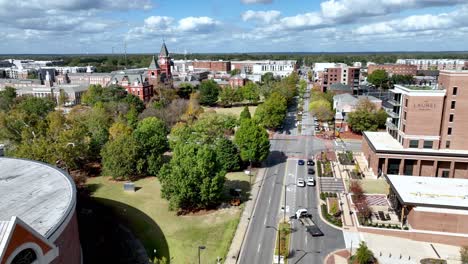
16,96 -> 55,118
229,68 -> 241,76
159,142 -> 226,210
239,106 -> 251,122
240,82 -> 260,104
108,121 -> 132,140
307,70 -> 313,82
215,138 -> 240,172
58,89 -> 68,107
218,86 -> 236,107
101,134 -> 140,180
234,118 -> 270,164
460,246 -> 468,264
0,86 -> 17,112
133,117 -> 169,175
199,80 -> 220,106
309,99 -> 333,121
353,241 -> 374,264
177,83 -> 195,99
367,69 -> 389,89
261,72 -> 275,84
254,92 -> 287,129
347,110 -> 378,133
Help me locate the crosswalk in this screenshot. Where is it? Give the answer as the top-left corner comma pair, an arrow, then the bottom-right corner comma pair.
319,177 -> 345,192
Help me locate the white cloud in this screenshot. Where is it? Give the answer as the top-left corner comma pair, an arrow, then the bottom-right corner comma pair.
241,10 -> 281,24
240,0 -> 272,4
177,17 -> 221,32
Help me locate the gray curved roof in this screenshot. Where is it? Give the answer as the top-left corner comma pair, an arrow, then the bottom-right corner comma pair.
0,158 -> 76,238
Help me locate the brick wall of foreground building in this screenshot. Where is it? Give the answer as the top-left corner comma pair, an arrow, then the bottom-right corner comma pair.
368,64 -> 417,76
51,212 -> 81,264
401,95 -> 445,140
407,209 -> 468,234
439,72 -> 468,150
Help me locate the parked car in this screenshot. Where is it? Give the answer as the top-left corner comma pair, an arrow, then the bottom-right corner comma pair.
298,160 -> 305,165
286,130 -> 291,135
308,168 -> 315,175
307,159 -> 315,166
297,178 -> 306,187
306,177 -> 316,186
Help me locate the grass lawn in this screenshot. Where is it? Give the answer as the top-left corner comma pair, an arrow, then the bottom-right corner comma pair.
206,106 -> 258,117
275,222 -> 291,263
86,171 -> 249,264
346,179 -> 389,194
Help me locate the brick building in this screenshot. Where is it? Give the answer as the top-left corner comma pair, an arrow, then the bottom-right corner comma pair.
396,59 -> 467,71
0,158 -> 81,264
193,61 -> 231,73
367,64 -> 417,76
314,63 -> 361,94
362,70 -> 468,178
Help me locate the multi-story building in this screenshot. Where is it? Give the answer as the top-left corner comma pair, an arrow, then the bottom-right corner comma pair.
367,64 -> 417,76
231,60 -> 296,77
193,60 -> 231,73
362,70 -> 468,178
396,59 -> 468,71
314,63 -> 361,93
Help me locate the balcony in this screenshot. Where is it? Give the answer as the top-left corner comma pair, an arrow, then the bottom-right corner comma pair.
386,121 -> 398,130
387,98 -> 400,106
386,110 -> 399,119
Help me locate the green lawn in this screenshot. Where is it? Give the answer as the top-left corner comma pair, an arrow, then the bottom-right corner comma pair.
346,179 -> 389,194
206,106 -> 258,117
86,172 -> 248,263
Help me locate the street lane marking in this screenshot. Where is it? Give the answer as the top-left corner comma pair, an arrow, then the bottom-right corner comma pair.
257,243 -> 261,253
264,218 -> 267,225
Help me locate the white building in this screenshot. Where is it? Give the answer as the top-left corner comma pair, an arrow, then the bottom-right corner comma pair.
231,60 -> 296,78
396,59 -> 467,71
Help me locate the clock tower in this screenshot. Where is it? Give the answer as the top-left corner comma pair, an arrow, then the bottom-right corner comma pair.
158,41 -> 172,82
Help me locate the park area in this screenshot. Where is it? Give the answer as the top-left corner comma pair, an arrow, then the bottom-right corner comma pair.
81,171 -> 251,263
206,105 -> 257,117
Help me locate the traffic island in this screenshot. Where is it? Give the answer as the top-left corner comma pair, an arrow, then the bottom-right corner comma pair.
273,222 -> 291,264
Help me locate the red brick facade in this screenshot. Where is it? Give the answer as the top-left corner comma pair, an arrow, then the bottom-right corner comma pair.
193,61 -> 231,72
368,64 -> 417,76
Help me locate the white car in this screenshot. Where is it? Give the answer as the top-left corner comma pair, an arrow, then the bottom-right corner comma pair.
306,177 -> 316,186
297,178 -> 306,187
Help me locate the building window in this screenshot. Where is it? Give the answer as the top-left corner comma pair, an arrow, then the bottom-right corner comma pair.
423,140 -> 433,149
442,171 -> 450,178
451,101 -> 456,109
448,127 -> 452,135
405,98 -> 408,107
453,87 -> 458,95
402,125 -> 406,133
449,114 -> 454,122
11,248 -> 37,264
409,140 -> 419,148
446,140 -> 451,148
403,111 -> 407,120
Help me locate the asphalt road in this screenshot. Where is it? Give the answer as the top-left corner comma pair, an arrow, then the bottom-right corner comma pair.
239,84 -> 345,264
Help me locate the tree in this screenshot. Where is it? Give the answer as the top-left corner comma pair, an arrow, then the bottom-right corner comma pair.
307,70 -> 313,82
239,106 -> 251,122
234,119 -> 270,164
108,121 -> 132,140
16,96 -> 55,118
240,82 -> 260,104
159,142 -> 226,210
375,109 -> 388,128
0,86 -> 17,112
229,68 -> 241,76
460,246 -> 468,264
261,72 -> 275,84
218,86 -> 236,107
182,93 -> 204,123
215,138 -> 240,172
309,99 -> 333,121
254,92 -> 287,129
347,110 -> 378,133
101,134 -> 140,180
199,80 -> 220,106
140,99 -> 189,128
353,242 -> 374,264
177,83 -> 195,99
133,117 -> 169,175
58,89 -> 68,107
367,69 -> 389,89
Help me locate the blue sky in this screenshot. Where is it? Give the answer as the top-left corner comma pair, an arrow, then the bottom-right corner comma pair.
0,0 -> 467,54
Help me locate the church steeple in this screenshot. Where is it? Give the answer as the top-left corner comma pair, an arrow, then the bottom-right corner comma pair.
149,55 -> 159,70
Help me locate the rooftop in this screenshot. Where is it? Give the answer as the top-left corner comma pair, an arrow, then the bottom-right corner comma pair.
386,174 -> 468,209
392,84 -> 445,95
0,158 -> 75,238
364,131 -> 468,156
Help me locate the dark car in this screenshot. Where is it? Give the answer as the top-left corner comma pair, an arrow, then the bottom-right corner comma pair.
308,168 -> 315,175
285,130 -> 291,135
298,160 -> 305,166
307,159 -> 315,166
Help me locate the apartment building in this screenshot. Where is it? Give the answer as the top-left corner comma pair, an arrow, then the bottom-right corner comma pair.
362,70 -> 468,178
396,59 -> 468,71
313,63 -> 361,94
367,64 -> 417,76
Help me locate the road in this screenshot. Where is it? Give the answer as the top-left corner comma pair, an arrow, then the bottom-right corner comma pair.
239,84 -> 345,264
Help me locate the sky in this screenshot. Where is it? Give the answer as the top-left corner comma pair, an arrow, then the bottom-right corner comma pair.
1,0 -> 467,54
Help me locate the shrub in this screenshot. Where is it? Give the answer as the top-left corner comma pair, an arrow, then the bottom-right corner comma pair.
320,193 -> 326,200
404,226 -> 409,230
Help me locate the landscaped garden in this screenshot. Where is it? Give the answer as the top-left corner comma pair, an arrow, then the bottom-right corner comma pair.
274,222 -> 291,263
209,105 -> 257,117
84,171 -> 250,263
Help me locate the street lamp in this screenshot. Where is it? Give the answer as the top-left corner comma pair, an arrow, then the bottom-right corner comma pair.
266,226 -> 281,264
198,245 -> 206,264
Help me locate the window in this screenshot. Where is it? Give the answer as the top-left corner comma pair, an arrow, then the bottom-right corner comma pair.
405,98 -> 408,107
11,248 -> 37,264
449,114 -> 454,122
403,111 -> 407,120
423,140 -> 433,149
442,171 -> 450,178
453,87 -> 458,95
409,140 -> 419,148
446,140 -> 451,148
448,127 -> 452,135
402,125 -> 406,133
451,101 -> 456,109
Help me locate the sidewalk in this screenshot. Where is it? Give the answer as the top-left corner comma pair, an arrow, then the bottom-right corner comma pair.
225,168 -> 266,264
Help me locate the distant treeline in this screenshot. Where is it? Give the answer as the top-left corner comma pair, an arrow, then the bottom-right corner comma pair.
1,52 -> 468,73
